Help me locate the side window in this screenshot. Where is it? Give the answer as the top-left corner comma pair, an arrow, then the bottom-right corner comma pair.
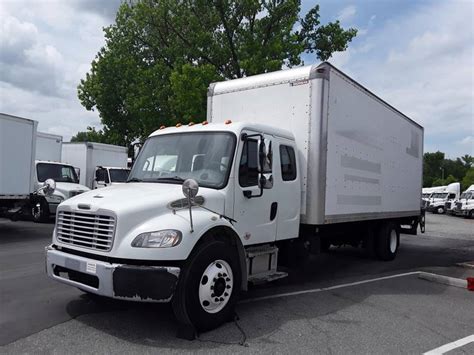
239,139 -> 259,187
280,145 -> 297,181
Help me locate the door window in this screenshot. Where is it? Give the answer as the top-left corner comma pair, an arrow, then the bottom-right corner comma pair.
239,139 -> 259,187
280,145 -> 297,181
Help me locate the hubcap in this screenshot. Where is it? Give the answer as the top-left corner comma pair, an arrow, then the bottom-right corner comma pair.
198,259 -> 233,314
32,203 -> 42,220
389,230 -> 397,253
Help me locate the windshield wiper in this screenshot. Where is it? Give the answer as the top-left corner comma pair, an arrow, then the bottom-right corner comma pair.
127,178 -> 143,183
155,176 -> 186,183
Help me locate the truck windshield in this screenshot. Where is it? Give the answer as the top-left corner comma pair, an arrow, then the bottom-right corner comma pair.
37,163 -> 79,183
109,169 -> 130,182
460,192 -> 471,199
128,132 -> 236,189
432,193 -> 448,199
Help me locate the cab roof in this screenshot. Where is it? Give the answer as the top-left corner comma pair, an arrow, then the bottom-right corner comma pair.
149,121 -> 295,141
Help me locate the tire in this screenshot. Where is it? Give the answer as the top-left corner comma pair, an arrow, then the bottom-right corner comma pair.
375,222 -> 400,261
436,206 -> 445,214
320,238 -> 331,252
466,210 -> 474,219
172,238 -> 241,332
31,198 -> 50,223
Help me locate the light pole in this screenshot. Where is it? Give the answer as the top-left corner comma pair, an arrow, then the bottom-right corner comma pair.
440,167 -> 444,180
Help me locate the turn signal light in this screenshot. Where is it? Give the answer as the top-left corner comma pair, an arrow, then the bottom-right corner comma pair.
225,119 -> 232,124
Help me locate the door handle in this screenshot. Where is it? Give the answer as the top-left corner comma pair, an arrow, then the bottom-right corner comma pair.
270,202 -> 278,221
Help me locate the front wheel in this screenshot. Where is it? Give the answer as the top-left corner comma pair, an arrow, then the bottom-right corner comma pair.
436,206 -> 445,214
31,198 -> 50,223
172,238 -> 241,333
375,222 -> 400,261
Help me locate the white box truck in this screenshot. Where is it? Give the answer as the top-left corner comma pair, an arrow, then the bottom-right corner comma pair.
1,113 -> 57,220
454,184 -> 474,218
36,132 -> 63,161
61,142 -> 130,189
45,63 -> 424,337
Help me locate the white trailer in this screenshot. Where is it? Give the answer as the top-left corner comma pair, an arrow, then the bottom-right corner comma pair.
208,62 -> 424,225
45,62 -> 424,337
0,113 -> 37,217
61,142 -> 129,189
36,132 -> 63,161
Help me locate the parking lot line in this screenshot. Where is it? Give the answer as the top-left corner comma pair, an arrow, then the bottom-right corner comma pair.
241,271 -> 421,303
423,334 -> 474,355
418,272 -> 468,289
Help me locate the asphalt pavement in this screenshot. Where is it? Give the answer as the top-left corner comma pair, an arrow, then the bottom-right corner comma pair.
1,214 -> 473,353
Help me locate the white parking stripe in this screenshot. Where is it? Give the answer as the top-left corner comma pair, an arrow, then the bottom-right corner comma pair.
423,335 -> 474,355
241,271 -> 421,303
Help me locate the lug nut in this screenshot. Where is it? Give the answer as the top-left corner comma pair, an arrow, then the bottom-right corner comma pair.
218,273 -> 222,277
225,278 -> 230,281
224,292 -> 228,296
223,273 -> 227,277
219,297 -> 224,301
226,285 -> 231,289
210,285 -> 214,290
211,293 -> 215,297
215,298 -> 219,302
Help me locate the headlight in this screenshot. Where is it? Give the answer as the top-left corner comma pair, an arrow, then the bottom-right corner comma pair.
131,229 -> 182,248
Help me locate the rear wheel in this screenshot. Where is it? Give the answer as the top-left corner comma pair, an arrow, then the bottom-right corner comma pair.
31,198 -> 50,223
172,238 -> 241,332
375,222 -> 399,261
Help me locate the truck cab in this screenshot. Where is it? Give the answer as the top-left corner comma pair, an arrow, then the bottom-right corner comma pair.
426,182 -> 460,214
454,185 -> 474,218
93,166 -> 130,189
32,161 -> 90,222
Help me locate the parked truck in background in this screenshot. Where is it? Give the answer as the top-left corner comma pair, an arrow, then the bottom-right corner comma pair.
1,113 -> 56,220
45,62 -> 424,336
61,142 -> 130,189
426,182 -> 460,214
454,184 -> 474,218
36,132 -> 63,161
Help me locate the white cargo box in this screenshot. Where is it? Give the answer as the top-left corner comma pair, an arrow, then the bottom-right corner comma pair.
36,131 -> 63,161
0,113 -> 37,197
208,62 -> 423,225
62,142 -> 128,188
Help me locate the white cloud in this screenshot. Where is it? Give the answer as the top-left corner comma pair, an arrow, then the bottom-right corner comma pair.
0,0 -> 121,140
337,5 -> 356,24
331,1 -> 474,157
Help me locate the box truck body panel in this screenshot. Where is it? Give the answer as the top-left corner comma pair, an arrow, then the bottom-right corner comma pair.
208,62 -> 423,225
36,132 -> 62,162
0,113 -> 37,197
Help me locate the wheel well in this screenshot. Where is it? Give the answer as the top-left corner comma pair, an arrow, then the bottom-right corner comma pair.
195,226 -> 248,291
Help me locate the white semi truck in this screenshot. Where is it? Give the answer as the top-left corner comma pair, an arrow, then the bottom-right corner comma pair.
454,184 -> 474,218
62,142 -> 130,189
426,182 -> 460,214
45,63 -> 424,336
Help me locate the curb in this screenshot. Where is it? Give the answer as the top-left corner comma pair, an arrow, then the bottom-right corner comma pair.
418,272 -> 468,289
456,262 -> 474,269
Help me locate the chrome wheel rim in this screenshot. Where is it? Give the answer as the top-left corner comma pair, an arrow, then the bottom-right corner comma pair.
389,230 -> 397,253
198,259 -> 233,314
32,203 -> 41,220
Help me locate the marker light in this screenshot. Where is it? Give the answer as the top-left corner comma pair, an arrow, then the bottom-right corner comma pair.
159,125 -> 166,130
202,121 -> 208,125
188,122 -> 195,126
225,119 -> 232,124
176,123 -> 182,127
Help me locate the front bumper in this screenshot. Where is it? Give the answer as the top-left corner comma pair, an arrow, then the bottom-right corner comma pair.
45,246 -> 180,302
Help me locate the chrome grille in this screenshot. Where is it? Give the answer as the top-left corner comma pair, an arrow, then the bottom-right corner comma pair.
445,202 -> 451,209
56,211 -> 115,251
456,202 -> 462,210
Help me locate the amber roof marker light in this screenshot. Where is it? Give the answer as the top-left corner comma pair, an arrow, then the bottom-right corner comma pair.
202,121 -> 209,125
225,120 -> 232,124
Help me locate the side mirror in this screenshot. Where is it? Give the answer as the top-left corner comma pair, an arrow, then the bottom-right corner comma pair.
258,140 -> 266,173
43,179 -> 56,196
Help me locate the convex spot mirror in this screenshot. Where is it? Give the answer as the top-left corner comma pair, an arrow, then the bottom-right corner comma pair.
182,179 -> 199,199
43,179 -> 56,196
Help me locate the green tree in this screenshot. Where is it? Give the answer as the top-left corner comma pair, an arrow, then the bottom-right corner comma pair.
423,151 -> 445,187
77,0 -> 357,145
462,168 -> 474,190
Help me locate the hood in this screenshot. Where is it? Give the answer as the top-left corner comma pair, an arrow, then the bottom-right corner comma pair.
59,182 -> 226,220
54,182 -> 90,199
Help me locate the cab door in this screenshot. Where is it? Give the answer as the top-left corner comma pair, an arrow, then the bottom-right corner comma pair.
233,131 -> 278,245
275,141 -> 301,240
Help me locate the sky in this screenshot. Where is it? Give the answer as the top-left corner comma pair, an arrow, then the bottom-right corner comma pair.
0,0 -> 472,158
